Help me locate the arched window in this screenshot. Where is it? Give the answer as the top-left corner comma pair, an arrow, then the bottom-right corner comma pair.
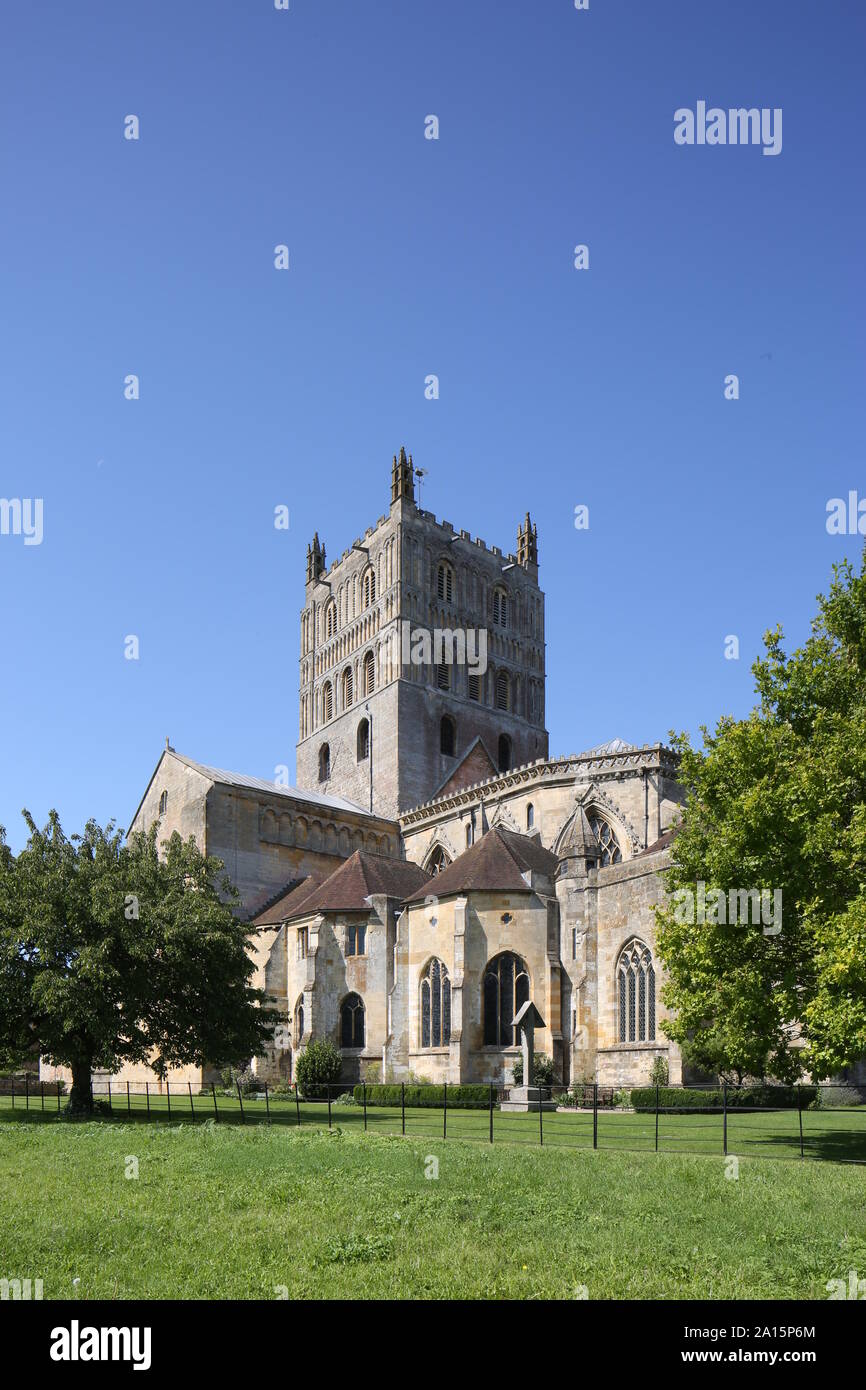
340,993 -> 365,1049
526,802 -> 534,829
295,997 -> 305,1044
437,562 -> 454,603
493,589 -> 508,627
420,959 -> 451,1048
498,734 -> 511,772
495,670 -> 510,711
325,601 -> 337,640
440,715 -> 455,756
465,823 -> 472,847
363,650 -> 375,695
322,681 -> 333,723
468,673 -> 480,701
617,941 -> 655,1043
427,844 -> 451,875
589,815 -> 622,866
362,568 -> 376,610
357,718 -> 370,761
342,667 -> 353,708
318,743 -> 330,781
158,790 -> 168,816
483,952 -> 530,1046
436,661 -> 450,690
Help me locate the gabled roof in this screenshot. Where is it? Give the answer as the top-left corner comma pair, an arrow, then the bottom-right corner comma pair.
284,850 -> 431,918
635,825 -> 680,858
405,826 -> 558,901
430,735 -> 498,799
128,747 -> 375,833
252,875 -> 326,926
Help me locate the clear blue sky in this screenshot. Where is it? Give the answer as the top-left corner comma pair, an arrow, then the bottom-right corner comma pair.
1,0 -> 864,852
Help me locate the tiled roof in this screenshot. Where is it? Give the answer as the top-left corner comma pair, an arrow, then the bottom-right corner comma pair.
168,751 -> 374,815
405,826 -> 558,901
635,825 -> 680,857
252,875 -> 325,926
284,851 -> 431,917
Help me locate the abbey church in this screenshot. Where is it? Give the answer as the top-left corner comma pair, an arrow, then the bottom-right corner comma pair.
121,449 -> 687,1090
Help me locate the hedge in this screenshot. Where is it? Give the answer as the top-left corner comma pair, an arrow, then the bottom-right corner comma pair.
630,1085 -> 818,1113
353,1084 -> 491,1110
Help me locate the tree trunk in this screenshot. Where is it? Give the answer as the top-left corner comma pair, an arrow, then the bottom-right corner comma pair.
66,1059 -> 94,1116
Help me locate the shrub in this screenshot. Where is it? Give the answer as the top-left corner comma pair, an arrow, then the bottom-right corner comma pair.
812,1085 -> 865,1109
512,1053 -> 555,1087
295,1040 -> 343,1098
220,1065 -> 260,1097
630,1084 -> 818,1112
649,1056 -> 669,1087
353,1083 -> 490,1109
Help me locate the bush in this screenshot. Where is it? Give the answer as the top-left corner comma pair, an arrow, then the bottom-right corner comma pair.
295,1040 -> 343,1098
649,1056 -> 669,1087
353,1083 -> 491,1109
220,1065 -> 260,1097
630,1084 -> 818,1112
812,1085 -> 865,1109
512,1053 -> 555,1087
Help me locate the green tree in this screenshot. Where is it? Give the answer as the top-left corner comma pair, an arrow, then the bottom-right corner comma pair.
294,1039 -> 343,1098
656,552 -> 866,1082
0,812 -> 278,1113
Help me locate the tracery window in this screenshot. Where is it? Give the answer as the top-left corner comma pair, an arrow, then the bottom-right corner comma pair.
427,844 -> 451,875
588,815 -> 622,866
617,940 -> 656,1043
483,952 -> 529,1046
341,993 -> 365,1049
420,958 -> 451,1048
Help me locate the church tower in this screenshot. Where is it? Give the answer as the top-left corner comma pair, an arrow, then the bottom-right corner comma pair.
296,448 -> 548,819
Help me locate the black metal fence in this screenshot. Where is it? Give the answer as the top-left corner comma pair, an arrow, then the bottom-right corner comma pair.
2,1077 -> 864,1165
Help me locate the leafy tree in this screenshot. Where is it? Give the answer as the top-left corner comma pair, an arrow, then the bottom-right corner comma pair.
656,552 -> 866,1082
294,1039 -> 343,1097
0,813 -> 278,1113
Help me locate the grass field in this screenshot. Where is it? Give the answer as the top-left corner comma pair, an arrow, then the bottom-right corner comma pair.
1,1109 -> 865,1299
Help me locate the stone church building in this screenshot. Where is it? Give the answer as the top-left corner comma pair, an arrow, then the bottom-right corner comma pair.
66,449 -> 687,1093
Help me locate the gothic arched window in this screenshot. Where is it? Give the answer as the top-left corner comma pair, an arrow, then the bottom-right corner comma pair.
357,717 -> 370,761
526,802 -> 534,829
589,815 -> 622,866
420,959 -> 451,1048
498,734 -> 511,772
318,744 -> 330,782
427,844 -> 451,875
342,667 -> 353,708
322,681 -> 333,723
340,993 -> 365,1049
295,997 -> 305,1044
483,952 -> 529,1046
325,601 -> 337,640
363,650 -> 375,696
362,568 -> 376,610
617,940 -> 655,1043
158,790 -> 168,816
440,715 -> 455,756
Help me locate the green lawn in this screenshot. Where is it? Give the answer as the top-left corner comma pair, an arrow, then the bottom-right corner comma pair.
1,1109 -> 865,1298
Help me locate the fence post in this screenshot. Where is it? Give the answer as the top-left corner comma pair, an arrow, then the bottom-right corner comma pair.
25,1074 -> 29,1111
166,1082 -> 171,1119
593,1081 -> 598,1150
127,1081 -> 131,1116
489,1083 -> 494,1143
443,1081 -> 447,1140
106,1078 -> 110,1113
294,1082 -> 301,1127
264,1082 -> 271,1124
655,1083 -> 660,1152
722,1078 -> 728,1156
401,1081 -> 405,1136
236,1079 -> 245,1123
327,1083 -> 332,1129
363,1081 -> 367,1132
10,1076 -> 13,1109
212,1082 -> 218,1122
538,1080 -> 544,1146
57,1081 -> 61,1113
145,1081 -> 150,1118
798,1084 -> 804,1160
41,1080 -> 45,1113
188,1082 -> 195,1118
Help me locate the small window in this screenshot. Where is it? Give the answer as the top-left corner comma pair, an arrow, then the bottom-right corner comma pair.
342,667 -> 353,707
437,563 -> 453,603
363,650 -> 375,695
325,601 -> 337,640
322,681 -> 333,722
296,1000 -> 305,1040
297,928 -> 308,960
572,926 -> 578,959
493,589 -> 508,627
465,823 -> 472,847
158,790 -> 168,816
468,673 -> 480,701
341,993 -> 365,1049
437,661 -> 450,691
440,715 -> 455,756
357,718 -> 370,761
526,803 -> 534,829
362,568 -> 376,610
427,845 -> 451,875
495,670 -> 509,711
318,743 -> 330,781
498,734 -> 511,772
346,924 -> 366,957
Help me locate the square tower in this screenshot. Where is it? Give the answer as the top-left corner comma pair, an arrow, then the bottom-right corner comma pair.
295,448 -> 548,819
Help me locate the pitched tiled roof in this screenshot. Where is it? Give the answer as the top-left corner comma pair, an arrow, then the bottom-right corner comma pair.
284,851 -> 431,917
169,751 -> 372,814
635,825 -> 680,858
405,826 -> 558,901
252,875 -> 325,926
